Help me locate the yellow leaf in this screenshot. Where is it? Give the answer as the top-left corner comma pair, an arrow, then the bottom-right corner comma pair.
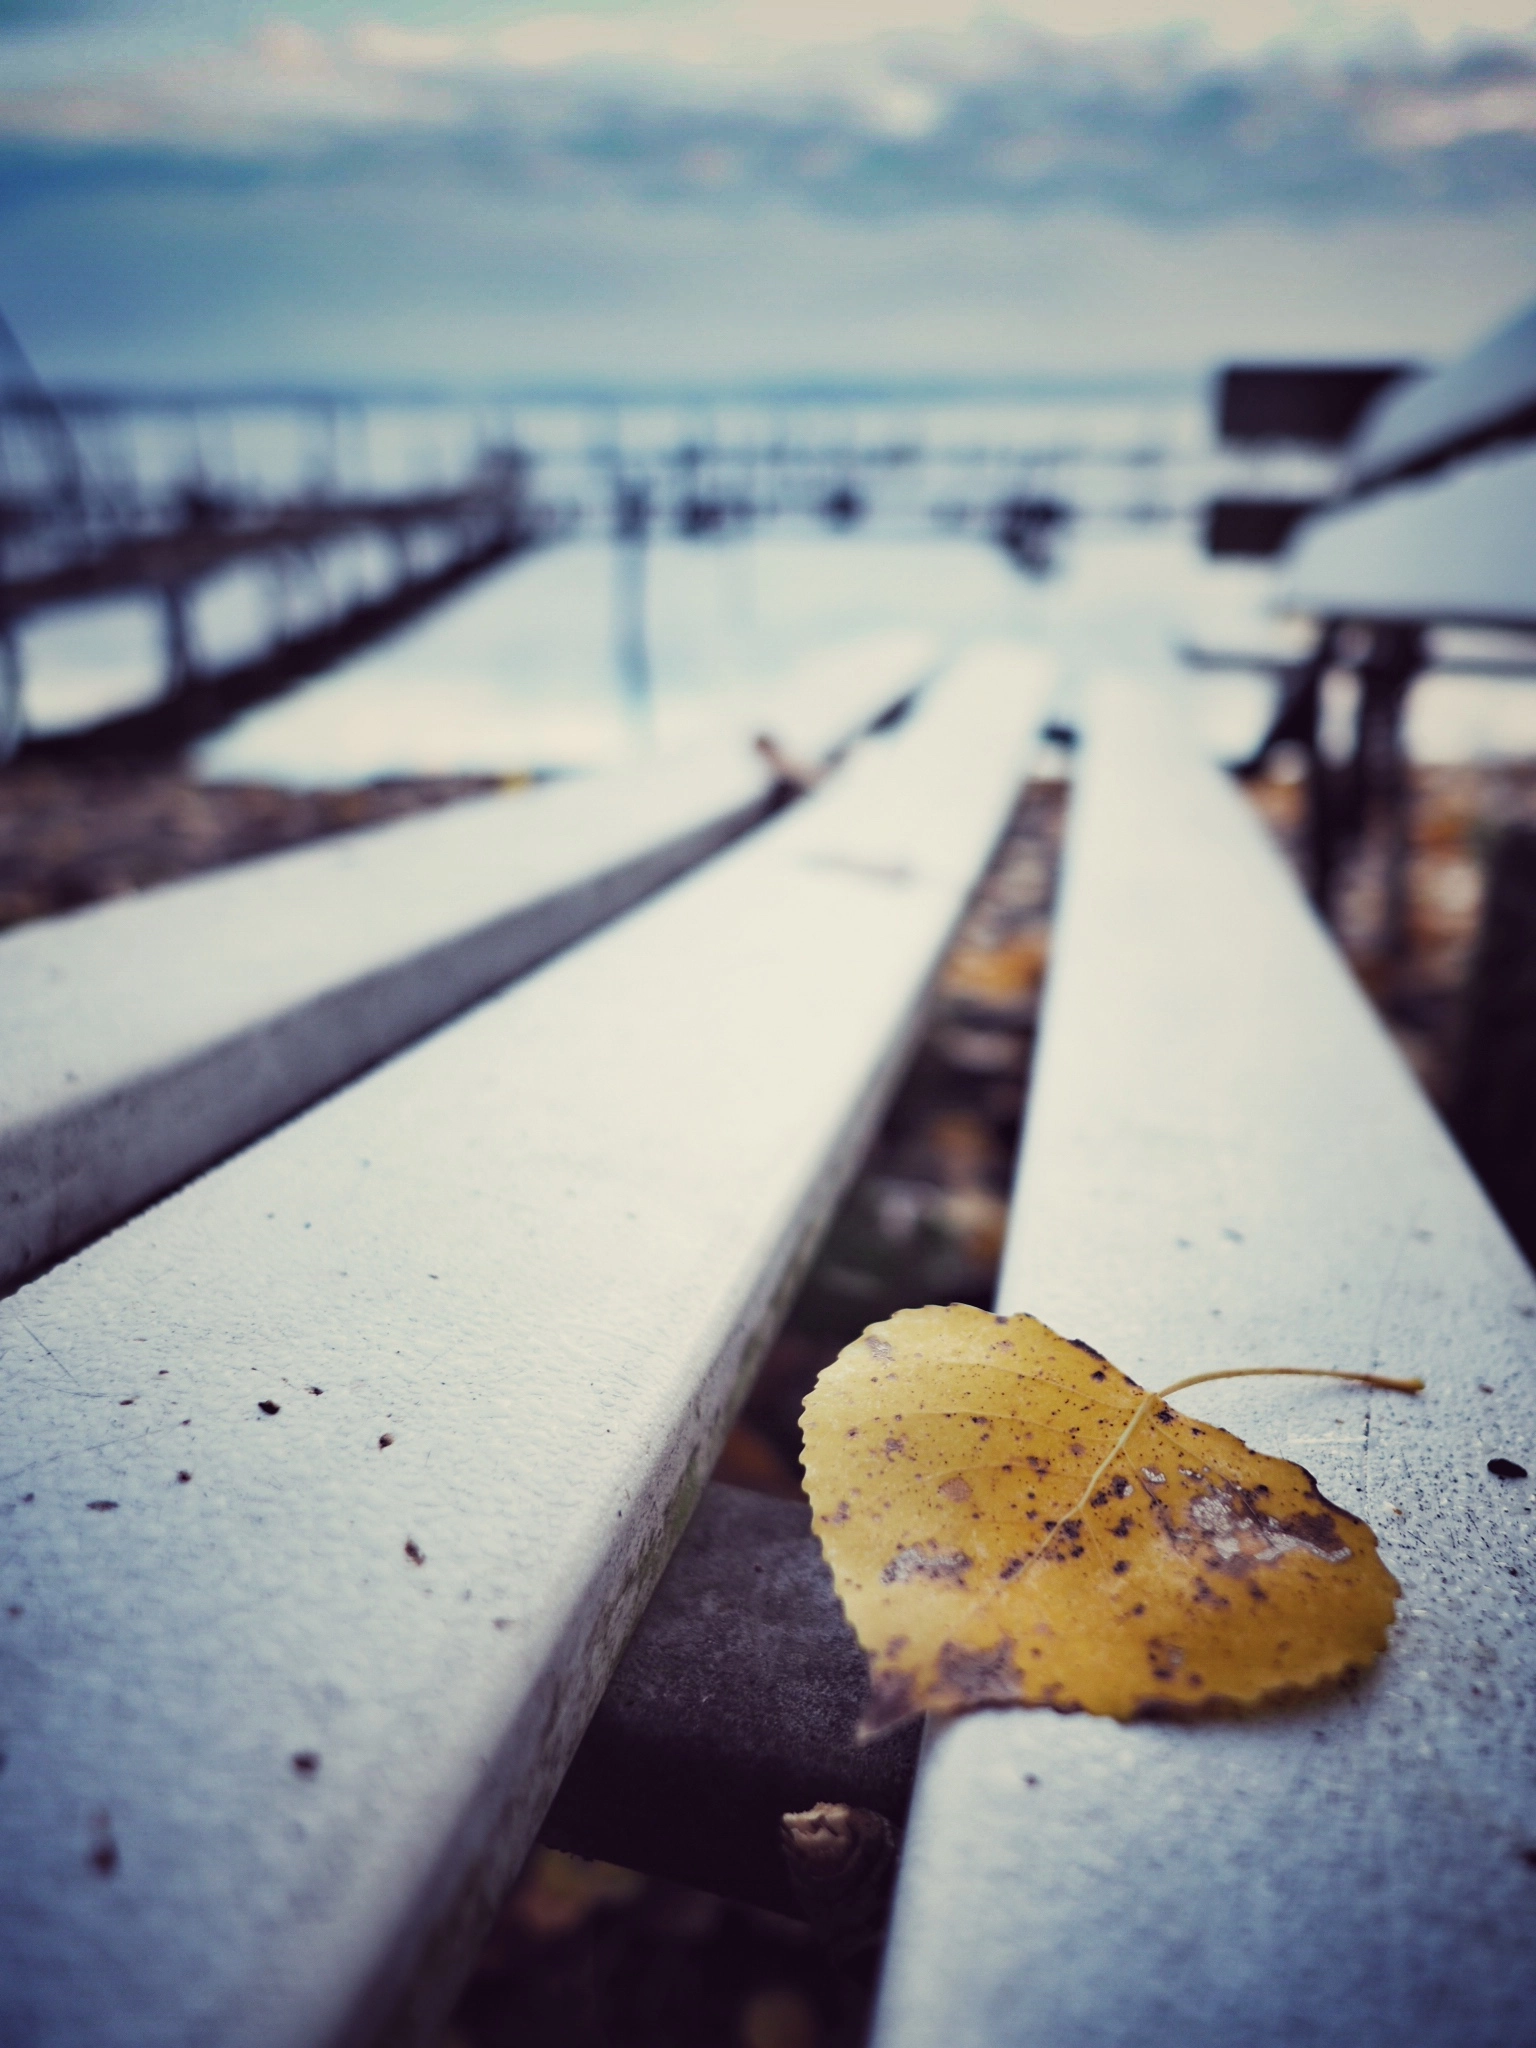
800,1303 -> 1414,1730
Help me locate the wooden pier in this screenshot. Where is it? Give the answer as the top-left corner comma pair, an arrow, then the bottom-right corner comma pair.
0,317 -> 552,761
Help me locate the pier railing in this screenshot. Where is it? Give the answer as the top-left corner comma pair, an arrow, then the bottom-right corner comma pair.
0,364 -> 553,762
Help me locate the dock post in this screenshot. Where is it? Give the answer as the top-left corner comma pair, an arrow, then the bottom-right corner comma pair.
0,625 -> 22,764
161,583 -> 195,698
612,478 -> 652,736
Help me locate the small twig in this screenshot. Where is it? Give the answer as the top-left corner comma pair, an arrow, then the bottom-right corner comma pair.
754,732 -> 823,796
781,1802 -> 896,1979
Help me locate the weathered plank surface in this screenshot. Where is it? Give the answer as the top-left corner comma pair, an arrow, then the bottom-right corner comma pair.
0,642 -> 1050,2048
1342,295 -> 1536,493
1279,442 -> 1536,630
540,1480 -> 922,1914
0,629 -> 934,1295
872,674 -> 1536,2048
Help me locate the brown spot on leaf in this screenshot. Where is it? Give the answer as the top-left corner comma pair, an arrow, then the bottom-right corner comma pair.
937,1636 -> 1022,1708
1147,1638 -> 1185,1681
937,1475 -> 973,1503
881,1543 -> 971,1585
860,1665 -> 918,1736
1157,1483 -> 1353,1578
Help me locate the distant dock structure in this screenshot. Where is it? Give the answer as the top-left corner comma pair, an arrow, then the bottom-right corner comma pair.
4,316 -> 1311,764
0,316 -> 551,762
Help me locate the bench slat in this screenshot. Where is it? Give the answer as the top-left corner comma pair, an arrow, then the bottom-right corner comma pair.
0,630 -> 934,1295
872,675 -> 1536,2048
0,642 -> 1049,2048
1343,296 -> 1536,493
1278,442 -> 1536,630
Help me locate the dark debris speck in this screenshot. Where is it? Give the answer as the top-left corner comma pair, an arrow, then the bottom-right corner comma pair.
1488,1457 -> 1529,1480
291,1752 -> 321,1777
258,1400 -> 281,1416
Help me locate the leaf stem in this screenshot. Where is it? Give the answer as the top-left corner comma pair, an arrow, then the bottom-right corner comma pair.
1156,1366 -> 1425,1401
1006,1364 -> 1423,1595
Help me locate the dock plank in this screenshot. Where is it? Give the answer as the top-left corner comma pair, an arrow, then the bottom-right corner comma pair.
871,674 -> 1536,2048
1279,442 -> 1536,630
0,631 -> 934,1294
0,642 -> 1049,2048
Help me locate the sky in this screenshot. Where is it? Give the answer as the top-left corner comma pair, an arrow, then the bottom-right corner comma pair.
2,0 -> 1535,388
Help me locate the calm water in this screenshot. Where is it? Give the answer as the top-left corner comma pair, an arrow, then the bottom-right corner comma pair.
17,391 -> 1536,781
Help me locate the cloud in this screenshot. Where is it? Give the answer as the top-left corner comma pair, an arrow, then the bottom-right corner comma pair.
5,160 -> 1533,387
1,3 -> 1533,383
0,9 -> 1533,221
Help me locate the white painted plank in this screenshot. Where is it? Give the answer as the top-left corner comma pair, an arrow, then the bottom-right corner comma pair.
0,630 -> 935,1295
0,642 -> 1052,2048
873,674 -> 1536,2048
1278,442 -> 1536,630
1344,296 -> 1536,492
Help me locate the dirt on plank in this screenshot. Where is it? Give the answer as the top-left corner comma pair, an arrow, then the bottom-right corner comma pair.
0,760 -> 520,934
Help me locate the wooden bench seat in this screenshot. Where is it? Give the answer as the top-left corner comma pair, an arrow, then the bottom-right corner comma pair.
0,629 -> 935,1294
870,675 -> 1536,2048
10,288 -> 1531,2042
1228,302 -> 1536,928
1279,440 -> 1536,632
0,643 -> 1051,2048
